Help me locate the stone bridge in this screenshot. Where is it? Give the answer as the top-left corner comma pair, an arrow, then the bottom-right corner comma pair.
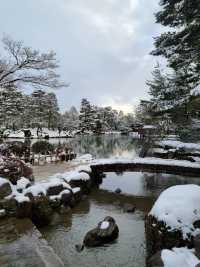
90,158 -> 200,178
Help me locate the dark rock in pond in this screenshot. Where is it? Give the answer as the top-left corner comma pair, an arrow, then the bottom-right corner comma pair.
47,184 -> 65,196
123,203 -> 136,213
75,244 -> 84,252
69,179 -> 91,194
16,199 -> 32,218
31,196 -> 53,227
83,216 -> 119,247
61,191 -> 75,208
147,251 -> 164,267
0,181 -> 12,199
72,188 -> 82,203
115,188 -> 122,194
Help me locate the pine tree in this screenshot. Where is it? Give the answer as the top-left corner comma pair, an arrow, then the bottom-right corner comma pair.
0,87 -> 24,129
62,106 -> 79,131
79,99 -> 95,132
147,64 -> 173,114
29,90 -> 60,129
152,0 -> 200,84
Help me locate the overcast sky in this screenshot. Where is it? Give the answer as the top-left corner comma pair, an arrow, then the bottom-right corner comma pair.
0,0 -> 163,113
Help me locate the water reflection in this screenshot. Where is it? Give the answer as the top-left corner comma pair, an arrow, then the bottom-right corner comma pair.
101,172 -> 200,197
6,134 -> 142,159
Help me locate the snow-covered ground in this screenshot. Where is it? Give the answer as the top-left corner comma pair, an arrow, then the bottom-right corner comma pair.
3,128 -> 75,139
150,184 -> 200,239
161,247 -> 200,267
159,140 -> 200,151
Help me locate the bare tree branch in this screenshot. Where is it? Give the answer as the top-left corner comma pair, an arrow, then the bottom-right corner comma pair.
0,35 -> 68,90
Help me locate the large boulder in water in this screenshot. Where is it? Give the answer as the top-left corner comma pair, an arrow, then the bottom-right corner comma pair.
83,216 -> 119,247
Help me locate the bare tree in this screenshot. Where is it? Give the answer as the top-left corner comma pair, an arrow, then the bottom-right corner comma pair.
0,35 -> 68,90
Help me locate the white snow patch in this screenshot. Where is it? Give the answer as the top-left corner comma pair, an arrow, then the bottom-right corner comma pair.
91,157 -> 200,169
72,187 -> 80,194
77,165 -> 92,173
159,140 -> 200,151
15,194 -> 30,203
100,221 -> 110,230
53,170 -> 90,183
24,183 -> 47,197
17,177 -> 30,190
161,247 -> 200,267
150,185 -> 200,239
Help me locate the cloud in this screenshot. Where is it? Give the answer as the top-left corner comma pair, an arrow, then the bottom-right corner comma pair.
0,0 -> 162,112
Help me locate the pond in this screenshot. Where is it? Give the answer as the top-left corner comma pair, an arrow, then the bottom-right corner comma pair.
6,135 -> 200,266
40,171 -> 200,267
6,134 -> 142,159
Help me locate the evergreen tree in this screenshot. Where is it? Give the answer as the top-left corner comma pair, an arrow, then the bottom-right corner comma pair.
79,99 -> 95,132
29,90 -> 60,129
62,106 -> 79,131
0,87 -> 24,129
147,63 -> 173,114
152,0 -> 200,84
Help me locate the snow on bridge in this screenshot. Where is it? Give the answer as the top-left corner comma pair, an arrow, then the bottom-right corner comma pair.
90,157 -> 200,177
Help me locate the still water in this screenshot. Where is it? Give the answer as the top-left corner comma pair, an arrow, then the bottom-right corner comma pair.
9,134 -> 141,159
7,135 -> 200,266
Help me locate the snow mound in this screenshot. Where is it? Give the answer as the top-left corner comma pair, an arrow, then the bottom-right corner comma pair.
159,140 -> 200,151
24,183 -> 47,197
17,177 -> 30,190
50,170 -> 90,183
161,247 -> 200,267
150,185 -> 200,239
77,165 -> 92,173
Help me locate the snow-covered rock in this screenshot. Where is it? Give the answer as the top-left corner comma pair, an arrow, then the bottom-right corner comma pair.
17,177 -> 31,191
161,247 -> 200,267
159,140 -> 200,151
150,185 -> 200,239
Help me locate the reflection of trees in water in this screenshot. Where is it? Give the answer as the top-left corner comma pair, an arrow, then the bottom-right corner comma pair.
54,135 -> 141,159
5,135 -> 142,159
144,173 -> 200,196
